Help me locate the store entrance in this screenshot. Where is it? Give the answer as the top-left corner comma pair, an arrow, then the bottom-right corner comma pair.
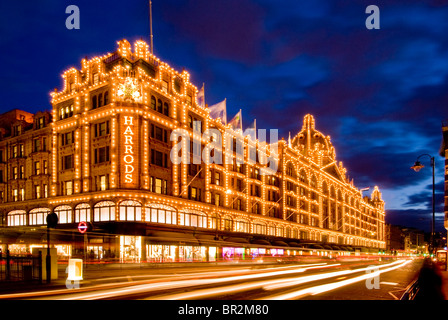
120,236 -> 141,262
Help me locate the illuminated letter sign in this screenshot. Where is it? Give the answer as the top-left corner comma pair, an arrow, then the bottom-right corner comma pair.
123,116 -> 135,183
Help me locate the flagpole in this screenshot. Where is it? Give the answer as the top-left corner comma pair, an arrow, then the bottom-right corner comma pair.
149,1 -> 154,54
224,98 -> 227,124
254,119 -> 257,140
239,109 -> 242,131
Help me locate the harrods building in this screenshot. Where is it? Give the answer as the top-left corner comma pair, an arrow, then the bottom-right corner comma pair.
0,39 -> 386,262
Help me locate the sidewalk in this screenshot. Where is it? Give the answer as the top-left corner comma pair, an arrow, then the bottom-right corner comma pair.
438,268 -> 448,299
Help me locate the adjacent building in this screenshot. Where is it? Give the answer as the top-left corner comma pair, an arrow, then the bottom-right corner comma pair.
0,39 -> 386,262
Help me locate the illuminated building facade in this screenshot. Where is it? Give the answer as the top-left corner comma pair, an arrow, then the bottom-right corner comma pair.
0,39 -> 385,262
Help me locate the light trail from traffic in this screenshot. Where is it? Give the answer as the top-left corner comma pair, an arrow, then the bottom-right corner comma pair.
262,259 -> 412,300
152,260 -> 408,300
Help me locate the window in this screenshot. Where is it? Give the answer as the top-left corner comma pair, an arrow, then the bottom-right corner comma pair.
98,93 -> 103,108
93,73 -> 99,84
7,210 -> 26,226
151,125 -> 168,143
29,208 -> 50,225
62,131 -> 74,145
234,198 -> 243,211
33,138 -> 41,152
12,144 -> 24,158
92,121 -> 108,137
163,102 -> 169,116
150,177 -> 168,194
63,154 -> 74,170
235,220 -> 249,233
91,96 -> 97,109
64,181 -> 73,195
119,200 -> 142,221
13,167 -> 18,179
286,163 -> 295,177
36,117 -> 45,129
13,125 -> 22,136
145,205 -> 177,225
95,121 -> 110,137
54,205 -> 73,224
12,145 -> 18,158
43,184 -> 48,198
94,146 -> 110,164
12,189 -> 18,202
214,193 -> 221,206
151,150 -> 168,167
189,187 -> 201,201
157,99 -> 163,113
93,201 -> 115,222
104,91 -> 109,105
150,96 -> 156,110
179,212 -> 207,228
162,80 -> 168,93
43,160 -> 48,174
34,161 -> 40,175
35,185 -> 41,199
100,175 -> 108,191
75,203 -> 91,223
94,175 -> 109,191
20,166 -> 24,179
214,172 -> 221,186
59,104 -> 74,120
253,223 -> 266,235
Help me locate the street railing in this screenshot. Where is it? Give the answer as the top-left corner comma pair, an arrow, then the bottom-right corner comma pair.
0,251 -> 42,283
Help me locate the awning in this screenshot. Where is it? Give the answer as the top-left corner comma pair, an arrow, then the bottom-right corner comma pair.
251,239 -> 271,245
288,242 -> 302,247
146,231 -> 200,245
223,237 -> 250,244
271,240 -> 289,247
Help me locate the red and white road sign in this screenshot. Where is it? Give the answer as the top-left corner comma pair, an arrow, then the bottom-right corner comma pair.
78,221 -> 88,234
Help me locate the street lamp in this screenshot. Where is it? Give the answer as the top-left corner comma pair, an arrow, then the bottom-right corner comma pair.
410,154 -> 435,256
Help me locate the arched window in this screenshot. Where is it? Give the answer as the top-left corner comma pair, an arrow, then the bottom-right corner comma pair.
310,175 -> 317,189
330,186 -> 336,199
104,91 -> 109,105
299,169 -> 307,183
75,203 -> 91,223
93,201 -> 115,221
54,205 -> 72,224
29,208 -> 50,225
157,99 -> 163,113
223,216 -> 233,231
277,225 -> 284,237
98,93 -> 103,108
286,163 -> 295,177
7,210 -> 26,226
253,222 -> 266,235
119,200 -> 142,221
91,95 -> 97,109
235,219 -> 249,233
179,210 -> 207,228
163,102 -> 169,116
150,96 -> 156,110
268,224 -> 276,236
145,204 -> 177,225
322,182 -> 329,196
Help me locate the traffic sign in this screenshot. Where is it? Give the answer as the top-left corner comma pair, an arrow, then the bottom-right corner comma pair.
78,221 -> 88,234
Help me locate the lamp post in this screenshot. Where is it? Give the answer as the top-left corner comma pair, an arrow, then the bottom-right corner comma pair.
410,154 -> 435,256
